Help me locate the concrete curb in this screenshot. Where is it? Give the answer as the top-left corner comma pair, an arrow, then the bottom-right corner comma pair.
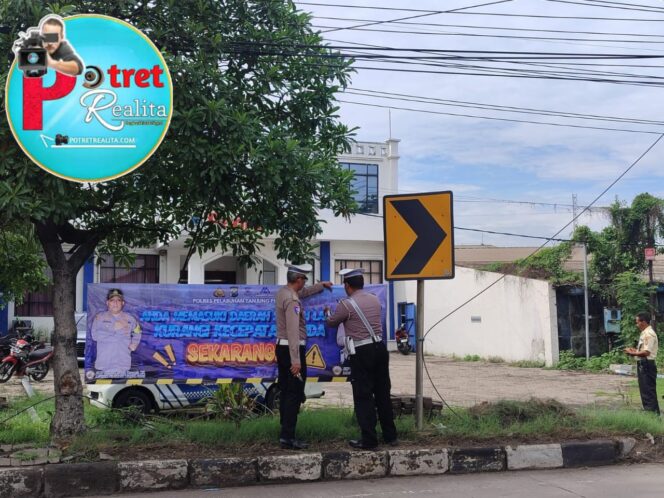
1,439 -> 631,497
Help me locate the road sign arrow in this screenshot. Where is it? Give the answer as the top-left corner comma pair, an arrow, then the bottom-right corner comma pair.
391,199 -> 447,275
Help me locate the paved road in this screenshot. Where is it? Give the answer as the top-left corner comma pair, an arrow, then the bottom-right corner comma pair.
1,354 -> 635,408
97,463 -> 664,498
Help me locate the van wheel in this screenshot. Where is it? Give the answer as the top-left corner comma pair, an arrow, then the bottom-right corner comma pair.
265,383 -> 281,411
113,388 -> 155,414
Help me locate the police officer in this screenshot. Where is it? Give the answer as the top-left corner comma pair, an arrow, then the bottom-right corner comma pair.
325,268 -> 398,450
275,263 -> 332,449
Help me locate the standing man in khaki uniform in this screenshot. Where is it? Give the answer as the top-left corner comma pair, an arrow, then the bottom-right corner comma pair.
275,263 -> 331,449
325,268 -> 397,450
625,311 -> 660,415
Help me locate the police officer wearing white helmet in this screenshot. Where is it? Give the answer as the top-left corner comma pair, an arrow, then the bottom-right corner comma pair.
325,268 -> 397,450
275,263 -> 332,449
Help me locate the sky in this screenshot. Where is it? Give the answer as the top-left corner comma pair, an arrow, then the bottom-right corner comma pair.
294,0 -> 664,246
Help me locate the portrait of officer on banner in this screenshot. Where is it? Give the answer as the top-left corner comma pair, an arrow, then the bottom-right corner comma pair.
12,14 -> 84,78
89,288 -> 142,379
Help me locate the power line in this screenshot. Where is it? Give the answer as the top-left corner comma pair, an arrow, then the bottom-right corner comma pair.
314,16 -> 664,39
320,0 -> 513,33
312,23 -> 664,45
346,88 -> 664,126
456,227 -> 571,242
546,0 -> 664,14
336,99 -> 664,134
298,2 -> 664,21
232,42 -> 664,58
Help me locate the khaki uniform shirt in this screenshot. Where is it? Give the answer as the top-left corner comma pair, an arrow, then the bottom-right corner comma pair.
326,290 -> 382,341
637,325 -> 658,361
275,283 -> 324,363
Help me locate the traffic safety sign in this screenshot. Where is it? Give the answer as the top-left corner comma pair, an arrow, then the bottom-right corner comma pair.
383,191 -> 454,281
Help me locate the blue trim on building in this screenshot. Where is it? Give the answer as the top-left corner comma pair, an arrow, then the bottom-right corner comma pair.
388,281 -> 395,340
0,298 -> 8,335
82,257 -> 94,311
320,241 -> 330,281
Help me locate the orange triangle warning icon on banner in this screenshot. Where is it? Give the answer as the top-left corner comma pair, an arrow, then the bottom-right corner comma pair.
305,344 -> 326,370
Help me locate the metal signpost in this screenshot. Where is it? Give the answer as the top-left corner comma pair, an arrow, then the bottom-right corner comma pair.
383,191 -> 455,429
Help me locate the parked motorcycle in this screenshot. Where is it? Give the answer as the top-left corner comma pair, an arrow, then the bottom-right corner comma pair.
0,319 -> 32,358
395,324 -> 412,355
0,336 -> 53,383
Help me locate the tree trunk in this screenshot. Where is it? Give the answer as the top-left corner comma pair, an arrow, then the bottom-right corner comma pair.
33,221 -> 91,441
49,265 -> 86,441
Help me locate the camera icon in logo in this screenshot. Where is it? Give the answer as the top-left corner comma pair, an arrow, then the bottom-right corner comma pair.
83,65 -> 104,89
55,134 -> 69,146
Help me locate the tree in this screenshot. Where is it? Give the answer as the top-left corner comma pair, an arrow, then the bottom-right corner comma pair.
573,193 -> 664,303
0,0 -> 356,440
0,223 -> 48,309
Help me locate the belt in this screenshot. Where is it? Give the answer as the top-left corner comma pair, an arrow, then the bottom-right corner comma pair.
354,336 -> 382,348
276,339 -> 306,346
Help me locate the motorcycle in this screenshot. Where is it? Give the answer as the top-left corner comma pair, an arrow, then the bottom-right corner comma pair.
395,324 -> 412,355
0,336 -> 53,383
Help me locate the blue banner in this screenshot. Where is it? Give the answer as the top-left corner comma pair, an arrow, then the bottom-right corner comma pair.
85,283 -> 387,384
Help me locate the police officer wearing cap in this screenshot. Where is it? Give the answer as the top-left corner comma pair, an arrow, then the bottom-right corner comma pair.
275,263 -> 332,449
325,268 -> 398,450
90,288 -> 141,375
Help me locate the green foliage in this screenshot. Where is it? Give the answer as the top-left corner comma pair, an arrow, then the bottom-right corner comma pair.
481,262 -> 504,273
463,354 -> 481,362
0,395 -> 52,445
511,360 -> 546,368
615,271 -> 655,345
468,399 -> 574,425
0,225 -> 48,307
205,384 -> 258,427
556,349 -> 630,372
514,242 -> 582,285
573,194 -> 664,302
484,243 -> 582,285
0,0 -> 357,267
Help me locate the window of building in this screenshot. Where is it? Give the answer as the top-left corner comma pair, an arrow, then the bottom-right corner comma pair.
356,145 -> 364,154
15,285 -> 53,317
334,259 -> 383,284
380,147 -> 387,157
15,266 -> 53,317
100,254 -> 159,284
368,146 -> 376,156
262,260 -> 277,285
340,162 -> 379,214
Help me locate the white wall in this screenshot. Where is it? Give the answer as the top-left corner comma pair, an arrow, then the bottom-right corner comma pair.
418,266 -> 559,366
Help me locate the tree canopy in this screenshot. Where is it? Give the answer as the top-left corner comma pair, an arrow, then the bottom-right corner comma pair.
0,0 -> 357,439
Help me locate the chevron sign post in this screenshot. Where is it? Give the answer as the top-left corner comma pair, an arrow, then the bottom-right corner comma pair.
383,191 -> 455,430
383,191 -> 454,280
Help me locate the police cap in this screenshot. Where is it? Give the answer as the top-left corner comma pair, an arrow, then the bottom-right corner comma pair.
287,263 -> 312,280
106,288 -> 124,300
339,268 -> 364,282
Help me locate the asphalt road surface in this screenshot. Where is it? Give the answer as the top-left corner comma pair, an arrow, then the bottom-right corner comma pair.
97,463 -> 664,498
